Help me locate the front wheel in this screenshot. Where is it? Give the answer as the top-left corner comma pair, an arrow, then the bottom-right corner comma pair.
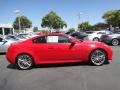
89,49 -> 107,66
16,54 -> 34,70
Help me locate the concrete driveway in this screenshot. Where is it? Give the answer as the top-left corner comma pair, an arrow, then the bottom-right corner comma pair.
0,46 -> 120,90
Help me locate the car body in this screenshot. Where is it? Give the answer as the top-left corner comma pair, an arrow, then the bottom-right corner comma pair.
86,30 -> 113,41
0,35 -> 19,53
6,33 -> 113,70
70,32 -> 88,40
100,33 -> 120,46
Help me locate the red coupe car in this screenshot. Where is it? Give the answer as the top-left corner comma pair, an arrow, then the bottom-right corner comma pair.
6,33 -> 113,70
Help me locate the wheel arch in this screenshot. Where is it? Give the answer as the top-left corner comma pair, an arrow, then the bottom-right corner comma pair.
89,48 -> 108,62
15,52 -> 36,65
112,38 -> 120,41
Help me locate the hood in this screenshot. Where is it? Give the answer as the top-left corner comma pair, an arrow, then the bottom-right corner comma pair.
81,40 -> 110,48
82,40 -> 102,44
80,40 -> 107,47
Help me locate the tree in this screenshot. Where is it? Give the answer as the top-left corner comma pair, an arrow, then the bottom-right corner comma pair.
78,21 -> 92,31
13,16 -> 32,30
41,11 -> 67,32
93,22 -> 109,30
33,27 -> 39,32
102,10 -> 120,28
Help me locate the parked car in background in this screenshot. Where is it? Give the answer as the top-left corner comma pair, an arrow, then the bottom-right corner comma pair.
85,30 -> 113,41
65,31 -> 75,35
16,33 -> 38,40
6,33 -> 113,70
65,31 -> 88,40
70,32 -> 88,40
16,33 -> 31,40
100,33 -> 120,46
0,35 -> 19,53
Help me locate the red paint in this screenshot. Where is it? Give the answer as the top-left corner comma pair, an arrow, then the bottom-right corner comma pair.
6,33 -> 113,65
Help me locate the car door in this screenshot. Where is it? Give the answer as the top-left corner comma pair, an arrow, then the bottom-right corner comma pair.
32,35 -> 81,61
32,36 -> 50,61
97,31 -> 106,38
47,36 -> 80,60
45,35 -> 81,60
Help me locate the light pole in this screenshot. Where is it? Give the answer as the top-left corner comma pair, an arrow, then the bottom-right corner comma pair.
77,12 -> 83,31
14,10 -> 21,33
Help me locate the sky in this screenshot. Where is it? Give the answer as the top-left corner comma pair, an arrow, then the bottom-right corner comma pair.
0,0 -> 120,29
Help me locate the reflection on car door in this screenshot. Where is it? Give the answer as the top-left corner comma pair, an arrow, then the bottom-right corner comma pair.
45,36 -> 81,60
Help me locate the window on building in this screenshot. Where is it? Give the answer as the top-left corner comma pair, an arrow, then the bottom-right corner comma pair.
4,28 -> 11,35
0,28 -> 3,35
10,28 -> 13,34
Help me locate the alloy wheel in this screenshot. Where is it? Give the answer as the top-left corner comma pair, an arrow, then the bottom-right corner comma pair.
112,39 -> 119,46
17,54 -> 33,70
90,50 -> 106,66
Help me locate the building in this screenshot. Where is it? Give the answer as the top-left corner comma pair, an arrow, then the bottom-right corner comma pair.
0,24 -> 14,36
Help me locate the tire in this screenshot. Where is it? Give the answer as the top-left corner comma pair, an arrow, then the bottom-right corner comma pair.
16,54 -> 34,70
89,49 -> 107,66
111,39 -> 119,46
93,37 -> 99,41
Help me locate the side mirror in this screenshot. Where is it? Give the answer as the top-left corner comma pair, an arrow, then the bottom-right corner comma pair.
71,39 -> 76,44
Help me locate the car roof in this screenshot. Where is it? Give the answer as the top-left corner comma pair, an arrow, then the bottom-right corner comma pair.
39,33 -> 67,36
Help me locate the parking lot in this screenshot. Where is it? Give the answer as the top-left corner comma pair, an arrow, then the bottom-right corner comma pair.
0,46 -> 120,90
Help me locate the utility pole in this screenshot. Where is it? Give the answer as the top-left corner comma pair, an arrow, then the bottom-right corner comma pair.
14,10 -> 21,33
77,12 -> 83,31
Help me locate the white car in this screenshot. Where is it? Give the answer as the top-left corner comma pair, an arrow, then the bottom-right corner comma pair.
0,35 -> 19,53
85,30 -> 113,41
16,33 -> 39,40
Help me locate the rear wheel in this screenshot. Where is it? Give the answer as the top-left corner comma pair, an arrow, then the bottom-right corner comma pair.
111,39 -> 119,46
16,54 -> 34,70
89,49 -> 107,66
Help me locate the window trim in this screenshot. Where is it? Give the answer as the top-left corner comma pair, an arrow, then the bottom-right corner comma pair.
32,35 -> 71,44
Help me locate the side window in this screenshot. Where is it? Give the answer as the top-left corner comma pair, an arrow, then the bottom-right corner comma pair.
58,36 -> 70,43
97,32 -> 105,34
46,36 -> 70,43
33,36 -> 46,43
106,31 -> 113,34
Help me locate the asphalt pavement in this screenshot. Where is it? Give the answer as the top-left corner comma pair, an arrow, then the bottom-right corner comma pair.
0,46 -> 120,90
